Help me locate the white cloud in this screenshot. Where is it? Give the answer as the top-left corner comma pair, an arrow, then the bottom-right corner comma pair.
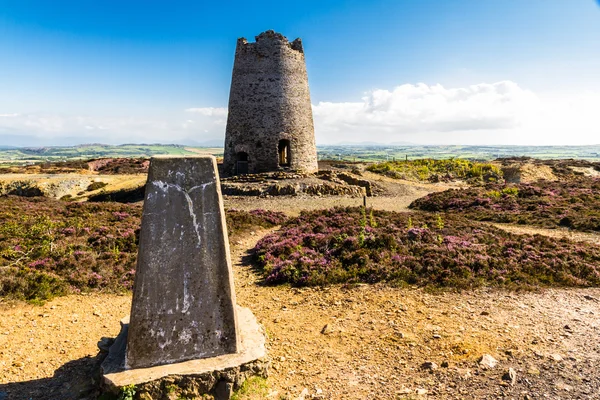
0,112 -> 225,145
1,81 -> 598,146
185,107 -> 228,117
313,81 -> 600,145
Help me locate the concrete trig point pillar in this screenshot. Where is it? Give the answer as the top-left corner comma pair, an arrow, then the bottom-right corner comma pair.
101,156 -> 268,399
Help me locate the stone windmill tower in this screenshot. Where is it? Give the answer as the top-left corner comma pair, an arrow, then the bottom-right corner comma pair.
222,30 -> 318,176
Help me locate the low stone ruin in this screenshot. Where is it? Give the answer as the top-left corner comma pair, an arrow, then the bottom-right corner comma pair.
220,170 -> 373,197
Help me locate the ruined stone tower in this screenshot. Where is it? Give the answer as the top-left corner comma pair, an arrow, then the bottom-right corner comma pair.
223,30 -> 318,176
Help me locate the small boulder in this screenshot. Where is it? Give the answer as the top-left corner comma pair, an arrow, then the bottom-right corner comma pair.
421,361 -> 438,370
550,353 -> 563,362
478,354 -> 498,369
502,367 -> 517,385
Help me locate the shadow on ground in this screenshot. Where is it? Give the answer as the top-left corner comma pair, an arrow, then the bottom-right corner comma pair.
0,353 -> 105,400
240,248 -> 269,287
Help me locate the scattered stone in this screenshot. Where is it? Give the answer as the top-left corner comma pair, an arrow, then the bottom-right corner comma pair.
12,361 -> 24,368
415,388 -> 428,395
479,354 -> 498,369
321,324 -> 333,335
527,367 -> 540,375
214,381 -> 233,400
457,368 -> 472,379
441,361 -> 449,368
433,334 -> 441,339
502,367 -> 517,385
297,387 -> 309,400
550,354 -> 563,362
421,361 -> 438,370
480,311 -> 490,316
93,311 -> 102,317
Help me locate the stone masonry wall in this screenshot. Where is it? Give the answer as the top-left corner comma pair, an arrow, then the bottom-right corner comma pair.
223,30 -> 318,176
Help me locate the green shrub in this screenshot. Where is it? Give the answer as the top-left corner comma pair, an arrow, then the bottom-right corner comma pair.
87,181 -> 108,191
367,158 -> 502,183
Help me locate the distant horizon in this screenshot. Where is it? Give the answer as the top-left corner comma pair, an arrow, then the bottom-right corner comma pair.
3,141 -> 600,150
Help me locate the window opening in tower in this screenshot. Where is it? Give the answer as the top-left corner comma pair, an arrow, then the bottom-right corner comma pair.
278,139 -> 290,166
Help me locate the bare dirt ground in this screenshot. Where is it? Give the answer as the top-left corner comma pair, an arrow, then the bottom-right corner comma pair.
1,229 -> 599,399
0,173 -> 146,200
490,223 -> 600,246
1,175 -> 600,399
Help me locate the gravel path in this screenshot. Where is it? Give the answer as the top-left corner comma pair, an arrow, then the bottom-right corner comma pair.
490,223 -> 600,246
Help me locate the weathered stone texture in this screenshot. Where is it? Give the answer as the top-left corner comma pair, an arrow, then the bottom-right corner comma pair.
223,30 -> 318,176
126,156 -> 239,369
102,307 -> 268,399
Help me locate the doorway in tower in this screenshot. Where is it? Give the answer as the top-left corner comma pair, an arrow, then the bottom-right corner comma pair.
235,152 -> 249,175
278,139 -> 290,167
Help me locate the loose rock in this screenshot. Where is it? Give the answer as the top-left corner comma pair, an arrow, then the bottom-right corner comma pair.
479,354 -> 498,369
502,367 -> 517,385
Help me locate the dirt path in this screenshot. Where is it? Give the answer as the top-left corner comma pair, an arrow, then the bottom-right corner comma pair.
1,228 -> 599,399
490,223 -> 600,246
0,294 -> 131,399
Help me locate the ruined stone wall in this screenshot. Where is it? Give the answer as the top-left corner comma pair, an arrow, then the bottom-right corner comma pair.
223,30 -> 318,176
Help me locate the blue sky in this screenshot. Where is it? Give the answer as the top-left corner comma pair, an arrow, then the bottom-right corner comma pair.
0,0 -> 599,146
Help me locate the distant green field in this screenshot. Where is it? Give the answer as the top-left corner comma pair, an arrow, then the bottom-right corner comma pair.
317,145 -> 600,162
1,143 -> 599,166
0,144 -> 223,166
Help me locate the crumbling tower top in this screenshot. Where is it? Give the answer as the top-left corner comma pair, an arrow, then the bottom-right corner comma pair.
235,30 -> 304,52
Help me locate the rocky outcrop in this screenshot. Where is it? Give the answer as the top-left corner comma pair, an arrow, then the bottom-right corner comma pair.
221,181 -> 365,197
127,358 -> 269,400
0,178 -> 93,198
317,170 -> 373,196
220,171 -> 370,198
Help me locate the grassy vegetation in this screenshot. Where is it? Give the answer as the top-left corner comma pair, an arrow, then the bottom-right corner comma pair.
317,145 -> 600,163
2,144 -> 600,167
410,179 -> 600,232
231,377 -> 269,400
366,159 -> 502,183
226,209 -> 287,240
0,196 -> 286,302
0,144 -> 222,166
254,207 -> 600,289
